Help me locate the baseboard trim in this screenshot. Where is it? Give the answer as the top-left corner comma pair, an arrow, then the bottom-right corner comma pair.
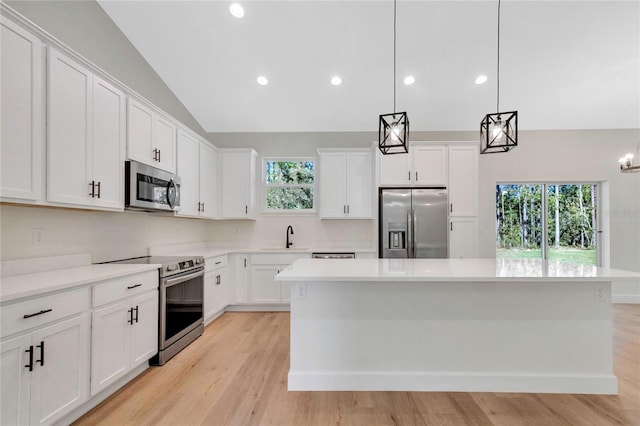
226,304 -> 290,312
288,371 -> 618,395
612,294 -> 640,304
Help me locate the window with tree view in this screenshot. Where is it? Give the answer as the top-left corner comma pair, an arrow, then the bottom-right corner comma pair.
496,183 -> 598,266
264,160 -> 315,211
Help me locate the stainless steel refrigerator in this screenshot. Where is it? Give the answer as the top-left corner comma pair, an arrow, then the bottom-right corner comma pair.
379,188 -> 448,258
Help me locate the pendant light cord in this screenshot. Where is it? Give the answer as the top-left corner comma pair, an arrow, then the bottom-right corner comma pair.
393,0 -> 397,114
496,0 -> 501,113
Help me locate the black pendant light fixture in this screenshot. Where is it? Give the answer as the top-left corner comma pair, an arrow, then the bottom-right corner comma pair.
480,0 -> 517,154
379,0 -> 409,155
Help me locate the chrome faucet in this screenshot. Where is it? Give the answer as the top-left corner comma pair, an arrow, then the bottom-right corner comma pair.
286,225 -> 294,249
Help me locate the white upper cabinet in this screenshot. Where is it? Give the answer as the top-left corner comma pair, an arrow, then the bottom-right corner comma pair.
176,129 -> 218,219
448,145 -> 478,216
413,146 -> 448,186
221,149 -> 257,219
91,77 -> 126,209
0,19 -> 44,201
47,48 -> 125,210
378,144 -> 447,187
319,149 -> 372,219
176,129 -> 200,217
126,98 -> 176,173
198,141 -> 218,219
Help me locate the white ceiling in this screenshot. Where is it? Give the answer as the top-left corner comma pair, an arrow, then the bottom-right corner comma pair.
98,1 -> 639,133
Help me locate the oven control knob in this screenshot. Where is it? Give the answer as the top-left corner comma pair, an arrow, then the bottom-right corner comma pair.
196,258 -> 203,264
166,264 -> 179,272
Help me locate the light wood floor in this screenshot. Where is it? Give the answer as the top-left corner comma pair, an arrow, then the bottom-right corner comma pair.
75,305 -> 640,426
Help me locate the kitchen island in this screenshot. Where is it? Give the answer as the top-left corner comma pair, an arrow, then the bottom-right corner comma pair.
275,258 -> 640,394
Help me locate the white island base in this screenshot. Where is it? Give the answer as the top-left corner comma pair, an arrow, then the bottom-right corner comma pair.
277,258 -> 640,395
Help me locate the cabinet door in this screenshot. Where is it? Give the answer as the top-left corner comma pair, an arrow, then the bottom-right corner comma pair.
130,291 -> 158,367
233,255 -> 249,304
91,301 -> 130,395
221,152 -> 250,218
199,142 -> 218,219
449,218 -> 478,259
0,334 -> 31,426
448,145 -> 478,216
346,152 -> 372,218
126,98 -> 154,166
153,114 -> 176,173
414,146 -> 447,186
92,76 -> 125,209
30,314 -> 90,425
47,48 -> 93,206
250,265 -> 281,304
280,279 -> 292,304
204,271 -> 217,321
215,268 -> 229,312
378,151 -> 411,186
319,152 -> 347,218
176,129 -> 200,217
0,19 -> 43,201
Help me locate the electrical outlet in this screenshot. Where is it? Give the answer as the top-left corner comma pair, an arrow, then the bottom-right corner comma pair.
594,284 -> 606,301
32,228 -> 44,246
296,283 -> 306,299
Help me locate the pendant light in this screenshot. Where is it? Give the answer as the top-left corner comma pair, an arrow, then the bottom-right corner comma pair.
619,142 -> 640,173
379,0 -> 409,155
480,0 -> 517,154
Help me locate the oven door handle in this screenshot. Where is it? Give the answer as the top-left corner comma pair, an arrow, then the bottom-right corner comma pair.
164,270 -> 204,288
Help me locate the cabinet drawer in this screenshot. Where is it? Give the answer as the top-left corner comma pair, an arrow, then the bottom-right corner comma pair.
205,255 -> 228,272
93,271 -> 158,307
1,287 -> 90,337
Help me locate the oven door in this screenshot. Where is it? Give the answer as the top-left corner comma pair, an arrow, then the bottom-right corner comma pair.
160,268 -> 204,350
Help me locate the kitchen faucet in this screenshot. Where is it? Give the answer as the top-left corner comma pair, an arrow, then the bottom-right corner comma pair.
286,225 -> 294,249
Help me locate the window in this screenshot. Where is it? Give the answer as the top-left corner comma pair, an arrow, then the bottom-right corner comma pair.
263,159 -> 315,212
496,183 -> 599,266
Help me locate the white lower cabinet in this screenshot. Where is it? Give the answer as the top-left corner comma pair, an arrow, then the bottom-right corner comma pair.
250,265 -> 283,304
204,255 -> 229,323
449,217 -> 478,259
249,254 -> 309,305
0,312 -> 90,426
90,272 -> 158,396
232,254 -> 250,304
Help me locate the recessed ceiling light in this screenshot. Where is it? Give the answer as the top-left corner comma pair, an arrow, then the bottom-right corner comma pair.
403,76 -> 415,85
256,76 -> 268,86
475,75 -> 488,85
229,3 -> 244,18
331,76 -> 342,86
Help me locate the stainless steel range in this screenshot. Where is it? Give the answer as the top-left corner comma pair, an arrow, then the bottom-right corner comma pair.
105,255 -> 205,365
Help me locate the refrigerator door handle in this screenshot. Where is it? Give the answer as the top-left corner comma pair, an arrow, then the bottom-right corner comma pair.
406,210 -> 412,258
413,208 -> 418,258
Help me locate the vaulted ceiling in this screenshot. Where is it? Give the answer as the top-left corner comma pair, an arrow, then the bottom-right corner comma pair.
98,1 -> 639,133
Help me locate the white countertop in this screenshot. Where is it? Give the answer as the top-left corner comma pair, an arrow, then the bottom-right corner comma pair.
275,258 -> 640,282
152,247 -> 375,259
0,263 -> 160,303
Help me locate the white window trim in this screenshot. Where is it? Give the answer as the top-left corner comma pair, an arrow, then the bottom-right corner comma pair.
262,157 -> 317,214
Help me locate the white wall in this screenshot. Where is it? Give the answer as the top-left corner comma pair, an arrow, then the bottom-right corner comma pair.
478,129 -> 640,301
0,205 -> 211,263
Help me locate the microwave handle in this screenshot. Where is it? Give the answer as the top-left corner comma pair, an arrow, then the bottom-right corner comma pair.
167,179 -> 177,209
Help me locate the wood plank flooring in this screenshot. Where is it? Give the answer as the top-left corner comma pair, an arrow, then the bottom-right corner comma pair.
74,305 -> 640,426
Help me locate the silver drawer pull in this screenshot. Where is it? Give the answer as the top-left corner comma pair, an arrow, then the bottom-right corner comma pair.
215,261 -> 222,265
127,284 -> 142,290
23,308 -> 52,319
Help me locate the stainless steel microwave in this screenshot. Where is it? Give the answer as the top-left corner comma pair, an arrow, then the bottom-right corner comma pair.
125,161 -> 181,212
